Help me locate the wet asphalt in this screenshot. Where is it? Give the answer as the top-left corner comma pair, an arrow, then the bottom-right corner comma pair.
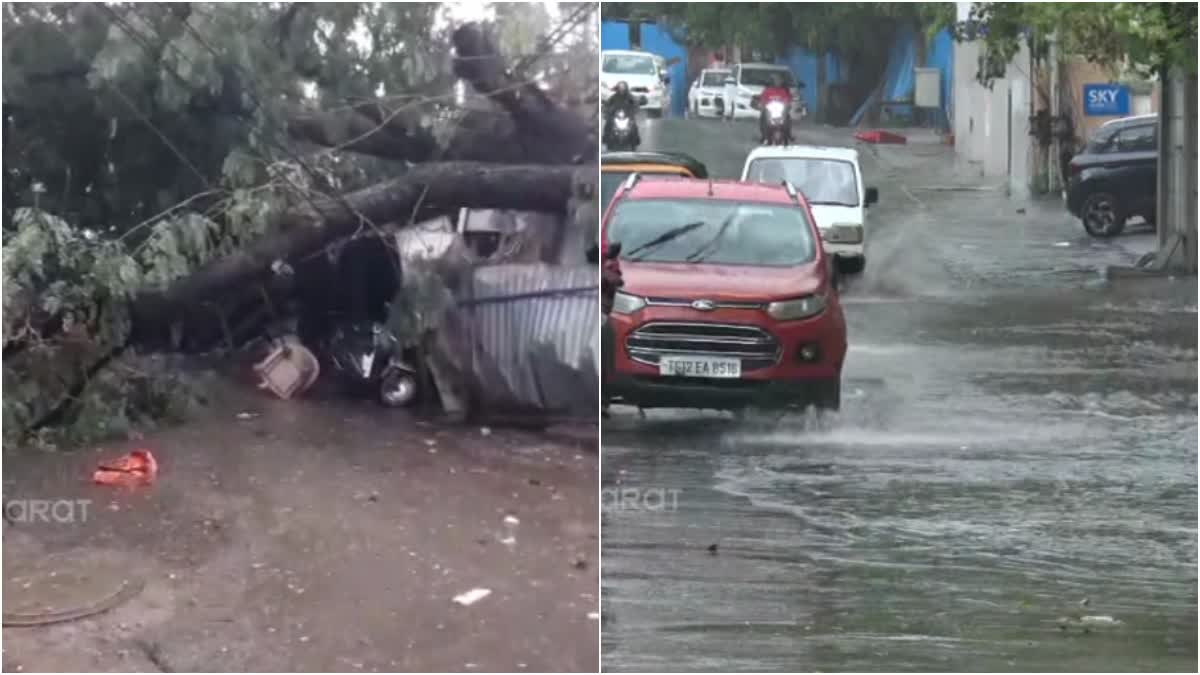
600,117 -> 1198,672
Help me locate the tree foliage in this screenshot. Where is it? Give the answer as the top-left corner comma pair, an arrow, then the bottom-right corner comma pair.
602,2 -> 954,61
953,2 -> 1198,85
2,2 -> 597,449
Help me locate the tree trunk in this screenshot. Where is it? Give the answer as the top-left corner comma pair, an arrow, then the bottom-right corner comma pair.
131,162 -> 576,327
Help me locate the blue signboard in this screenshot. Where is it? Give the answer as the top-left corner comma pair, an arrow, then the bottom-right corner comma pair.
1082,83 -> 1131,116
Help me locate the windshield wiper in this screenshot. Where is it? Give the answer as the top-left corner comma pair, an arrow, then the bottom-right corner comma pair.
684,213 -> 737,263
625,221 -> 707,261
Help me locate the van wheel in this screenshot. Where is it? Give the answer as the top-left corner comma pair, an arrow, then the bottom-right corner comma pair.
1081,192 -> 1126,237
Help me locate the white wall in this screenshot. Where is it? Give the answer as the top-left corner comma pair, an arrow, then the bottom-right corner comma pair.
951,2 -> 1034,197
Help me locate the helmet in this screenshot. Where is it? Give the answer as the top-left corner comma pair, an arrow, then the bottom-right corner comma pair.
614,81 -> 629,95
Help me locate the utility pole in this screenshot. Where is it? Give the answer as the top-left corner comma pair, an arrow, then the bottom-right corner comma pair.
1156,68 -> 1198,274
1047,30 -> 1060,194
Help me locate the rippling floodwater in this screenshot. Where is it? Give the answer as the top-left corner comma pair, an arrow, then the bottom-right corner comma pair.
601,119 -> 1197,672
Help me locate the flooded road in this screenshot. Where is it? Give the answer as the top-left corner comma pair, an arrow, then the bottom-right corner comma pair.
601,119 -> 1198,671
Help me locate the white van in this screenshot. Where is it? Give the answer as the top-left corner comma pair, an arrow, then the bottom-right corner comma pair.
741,145 -> 879,273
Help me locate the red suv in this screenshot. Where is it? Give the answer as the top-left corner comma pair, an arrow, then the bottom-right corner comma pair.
601,175 -> 848,411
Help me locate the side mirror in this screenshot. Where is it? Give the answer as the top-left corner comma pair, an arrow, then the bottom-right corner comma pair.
605,241 -> 622,261
663,75 -> 671,85
864,186 -> 879,206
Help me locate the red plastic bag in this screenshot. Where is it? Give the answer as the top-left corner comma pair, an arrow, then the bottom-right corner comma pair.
93,449 -> 158,487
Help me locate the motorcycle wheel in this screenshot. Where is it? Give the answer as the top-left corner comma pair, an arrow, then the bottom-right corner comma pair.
379,369 -> 418,407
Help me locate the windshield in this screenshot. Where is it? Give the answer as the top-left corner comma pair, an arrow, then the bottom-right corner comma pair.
603,54 -> 657,76
701,71 -> 729,87
607,198 -> 816,266
740,67 -> 794,88
745,158 -> 860,206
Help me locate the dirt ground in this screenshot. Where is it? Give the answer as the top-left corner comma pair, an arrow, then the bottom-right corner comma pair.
2,379 -> 599,672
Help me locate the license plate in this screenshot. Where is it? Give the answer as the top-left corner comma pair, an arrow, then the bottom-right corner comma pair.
659,356 -> 742,378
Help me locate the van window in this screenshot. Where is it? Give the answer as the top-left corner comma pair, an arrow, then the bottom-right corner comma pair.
746,158 -> 860,206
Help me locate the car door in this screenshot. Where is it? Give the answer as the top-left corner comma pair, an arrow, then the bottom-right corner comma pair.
1108,123 -> 1157,216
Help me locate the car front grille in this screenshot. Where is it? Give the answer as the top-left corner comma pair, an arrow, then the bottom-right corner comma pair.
626,322 -> 780,371
631,86 -> 650,94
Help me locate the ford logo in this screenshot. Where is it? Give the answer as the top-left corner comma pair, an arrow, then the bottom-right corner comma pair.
691,299 -> 716,311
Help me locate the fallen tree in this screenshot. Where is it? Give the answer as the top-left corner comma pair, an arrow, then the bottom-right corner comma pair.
3,6 -> 598,448
131,162 -> 575,326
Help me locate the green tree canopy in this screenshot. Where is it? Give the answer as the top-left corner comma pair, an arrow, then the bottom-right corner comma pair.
952,2 -> 1198,85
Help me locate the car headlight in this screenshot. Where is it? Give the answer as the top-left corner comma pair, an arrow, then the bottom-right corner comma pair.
611,291 -> 646,314
766,294 -> 826,320
821,223 -> 863,244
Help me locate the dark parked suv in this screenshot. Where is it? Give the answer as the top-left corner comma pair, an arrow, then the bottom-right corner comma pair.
1066,114 -> 1158,237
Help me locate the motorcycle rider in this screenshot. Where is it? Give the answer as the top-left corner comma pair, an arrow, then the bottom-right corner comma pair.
758,72 -> 793,143
604,81 -> 641,149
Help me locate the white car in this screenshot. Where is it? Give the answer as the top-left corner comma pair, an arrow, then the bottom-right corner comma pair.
600,50 -> 669,117
740,145 -> 878,273
687,68 -> 731,118
728,62 -> 807,121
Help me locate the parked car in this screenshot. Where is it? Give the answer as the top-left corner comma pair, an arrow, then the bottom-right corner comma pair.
687,68 -> 732,118
600,175 -> 850,412
601,151 -> 708,210
1066,113 -> 1158,237
600,50 -> 669,117
741,144 -> 878,274
727,62 -> 807,121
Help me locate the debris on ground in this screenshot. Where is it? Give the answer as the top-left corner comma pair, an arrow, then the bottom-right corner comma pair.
452,588 -> 492,606
253,336 -> 320,400
92,449 -> 158,487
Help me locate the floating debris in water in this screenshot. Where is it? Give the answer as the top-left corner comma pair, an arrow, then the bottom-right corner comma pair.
452,588 -> 492,606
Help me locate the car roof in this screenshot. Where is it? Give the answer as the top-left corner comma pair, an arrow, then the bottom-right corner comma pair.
1099,113 -> 1158,128
602,50 -> 653,58
738,62 -> 790,70
601,151 -> 709,178
621,177 -> 801,206
744,144 -> 860,163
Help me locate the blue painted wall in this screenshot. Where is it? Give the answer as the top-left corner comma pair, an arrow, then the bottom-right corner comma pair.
600,20 -> 629,50
850,26 -> 955,128
601,20 -> 956,125
775,50 -> 844,114
640,23 -> 689,117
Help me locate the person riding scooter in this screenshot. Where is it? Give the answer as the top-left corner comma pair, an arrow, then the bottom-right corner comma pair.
758,73 -> 793,144
604,81 -> 641,149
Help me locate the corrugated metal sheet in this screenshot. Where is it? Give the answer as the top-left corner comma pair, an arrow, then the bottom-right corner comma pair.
438,264 -> 598,417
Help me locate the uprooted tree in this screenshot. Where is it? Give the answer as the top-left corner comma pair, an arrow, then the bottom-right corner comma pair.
2,2 -> 599,447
